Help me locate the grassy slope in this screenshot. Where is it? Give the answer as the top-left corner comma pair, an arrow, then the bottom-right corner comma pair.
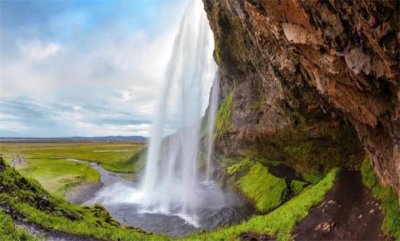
360,158 -> 400,240
0,160 -> 168,241
182,168 -> 338,241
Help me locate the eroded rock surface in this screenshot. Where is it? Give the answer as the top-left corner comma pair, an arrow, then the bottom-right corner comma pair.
204,0 -> 399,195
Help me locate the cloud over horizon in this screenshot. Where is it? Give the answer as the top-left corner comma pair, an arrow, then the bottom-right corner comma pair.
0,0 -> 188,137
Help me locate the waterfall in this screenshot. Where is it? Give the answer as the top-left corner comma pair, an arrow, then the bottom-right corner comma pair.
87,1 -> 252,234
204,74 -> 220,183
140,0 -> 217,223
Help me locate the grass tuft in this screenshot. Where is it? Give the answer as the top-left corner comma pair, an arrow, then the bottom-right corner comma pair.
290,180 -> 306,196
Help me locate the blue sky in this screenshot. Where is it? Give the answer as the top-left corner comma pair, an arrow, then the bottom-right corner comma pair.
0,0 -> 189,137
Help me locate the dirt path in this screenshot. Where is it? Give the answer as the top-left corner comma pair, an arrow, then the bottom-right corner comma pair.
293,170 -> 392,241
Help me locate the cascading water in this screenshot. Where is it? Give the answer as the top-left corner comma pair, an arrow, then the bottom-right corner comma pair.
88,1 -> 254,236
140,0 -> 217,222
204,74 -> 220,183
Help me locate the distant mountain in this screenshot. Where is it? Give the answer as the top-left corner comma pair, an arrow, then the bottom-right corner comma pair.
0,136 -> 147,143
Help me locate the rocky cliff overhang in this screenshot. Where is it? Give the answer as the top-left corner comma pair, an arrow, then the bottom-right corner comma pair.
204,0 -> 399,196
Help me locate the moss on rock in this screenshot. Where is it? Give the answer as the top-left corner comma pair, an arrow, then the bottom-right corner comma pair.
227,159 -> 287,212
215,91 -> 233,139
248,119 -> 363,175
239,163 -> 287,211
290,180 -> 306,196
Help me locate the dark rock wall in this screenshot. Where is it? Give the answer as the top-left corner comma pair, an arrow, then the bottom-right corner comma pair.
204,0 -> 399,195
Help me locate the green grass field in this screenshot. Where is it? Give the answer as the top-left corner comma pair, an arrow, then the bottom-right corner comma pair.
0,142 -> 145,197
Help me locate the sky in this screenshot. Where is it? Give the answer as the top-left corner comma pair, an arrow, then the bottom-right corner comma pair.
0,0 -> 189,137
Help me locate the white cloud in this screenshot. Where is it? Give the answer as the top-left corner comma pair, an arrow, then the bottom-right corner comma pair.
0,1 -> 190,137
18,39 -> 61,62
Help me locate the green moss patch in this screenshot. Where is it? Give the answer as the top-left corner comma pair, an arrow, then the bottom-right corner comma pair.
249,120 -> 363,174
302,173 -> 322,184
250,99 -> 266,110
227,159 -> 252,175
290,180 -> 306,196
215,91 -> 233,139
361,158 -> 400,240
238,163 -> 287,212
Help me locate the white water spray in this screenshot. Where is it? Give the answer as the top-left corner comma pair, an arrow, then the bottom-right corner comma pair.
140,0 -> 217,222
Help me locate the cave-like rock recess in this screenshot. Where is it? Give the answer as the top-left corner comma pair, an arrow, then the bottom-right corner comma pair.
204,0 -> 399,196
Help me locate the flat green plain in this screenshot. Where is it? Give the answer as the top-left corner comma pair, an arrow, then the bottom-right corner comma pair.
0,142 -> 145,196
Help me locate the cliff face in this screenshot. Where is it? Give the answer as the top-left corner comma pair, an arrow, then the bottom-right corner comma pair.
204,0 -> 399,195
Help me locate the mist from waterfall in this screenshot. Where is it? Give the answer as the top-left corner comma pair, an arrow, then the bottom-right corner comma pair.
139,0 -> 217,223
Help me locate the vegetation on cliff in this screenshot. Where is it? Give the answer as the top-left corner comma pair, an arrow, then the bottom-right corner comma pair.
215,91 -> 233,139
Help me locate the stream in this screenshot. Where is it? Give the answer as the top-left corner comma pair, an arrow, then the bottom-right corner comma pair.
66,159 -> 254,237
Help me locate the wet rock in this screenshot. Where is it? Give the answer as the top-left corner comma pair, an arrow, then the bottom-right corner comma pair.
327,200 -> 336,205
35,195 -> 52,211
315,222 -> 334,232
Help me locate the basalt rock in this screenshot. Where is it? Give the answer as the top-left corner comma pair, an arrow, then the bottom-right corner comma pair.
204,0 -> 399,195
